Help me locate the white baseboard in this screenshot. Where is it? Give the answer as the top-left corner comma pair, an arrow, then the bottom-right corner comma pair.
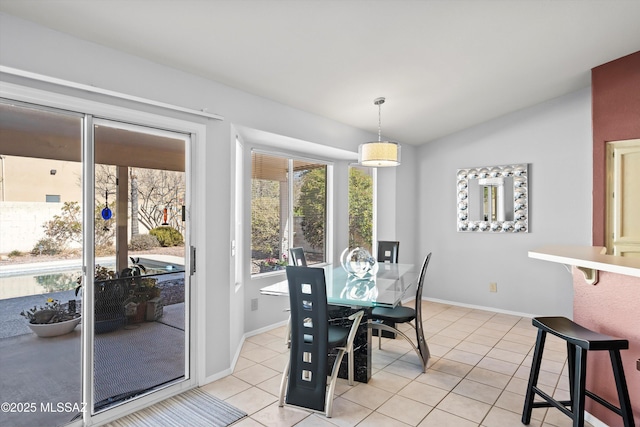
584,411 -> 608,427
201,319 -> 288,385
422,296 -> 539,319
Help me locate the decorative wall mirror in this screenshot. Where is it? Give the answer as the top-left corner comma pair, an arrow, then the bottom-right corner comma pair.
457,163 -> 528,233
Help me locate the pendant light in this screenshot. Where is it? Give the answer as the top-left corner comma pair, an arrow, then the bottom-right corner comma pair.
358,97 -> 401,167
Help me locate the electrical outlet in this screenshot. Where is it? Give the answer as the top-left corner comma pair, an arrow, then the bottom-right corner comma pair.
251,298 -> 259,311
489,282 -> 498,292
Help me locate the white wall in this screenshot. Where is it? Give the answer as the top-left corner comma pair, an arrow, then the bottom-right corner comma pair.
0,13 -> 409,378
417,88 -> 592,317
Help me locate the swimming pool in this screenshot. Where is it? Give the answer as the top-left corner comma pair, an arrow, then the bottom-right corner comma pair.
0,257 -> 184,300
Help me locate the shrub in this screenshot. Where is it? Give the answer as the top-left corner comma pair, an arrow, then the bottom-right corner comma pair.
149,226 -> 184,247
129,234 -> 160,251
31,238 -> 61,256
8,250 -> 23,258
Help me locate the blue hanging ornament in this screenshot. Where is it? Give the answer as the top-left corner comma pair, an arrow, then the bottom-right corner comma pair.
101,190 -> 112,220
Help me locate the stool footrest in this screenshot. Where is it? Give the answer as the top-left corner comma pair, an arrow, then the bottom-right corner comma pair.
532,386 -> 573,418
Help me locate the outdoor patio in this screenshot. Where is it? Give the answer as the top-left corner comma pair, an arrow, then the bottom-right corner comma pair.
0,282 -> 185,427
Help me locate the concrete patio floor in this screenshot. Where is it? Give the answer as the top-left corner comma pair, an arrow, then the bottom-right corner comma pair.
0,303 -> 185,427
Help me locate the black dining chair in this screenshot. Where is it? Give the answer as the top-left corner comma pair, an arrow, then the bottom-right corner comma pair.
370,252 -> 431,372
377,241 -> 399,263
278,266 -> 363,417
289,247 -> 308,266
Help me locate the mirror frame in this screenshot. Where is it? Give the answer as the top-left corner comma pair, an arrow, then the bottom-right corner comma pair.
456,163 -> 529,233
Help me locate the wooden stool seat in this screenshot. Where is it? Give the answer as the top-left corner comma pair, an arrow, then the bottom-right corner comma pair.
522,316 -> 635,427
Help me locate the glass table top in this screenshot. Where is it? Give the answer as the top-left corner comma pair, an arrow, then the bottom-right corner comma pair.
259,263 -> 416,308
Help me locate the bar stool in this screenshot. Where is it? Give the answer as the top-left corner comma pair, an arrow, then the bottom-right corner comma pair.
522,316 -> 635,427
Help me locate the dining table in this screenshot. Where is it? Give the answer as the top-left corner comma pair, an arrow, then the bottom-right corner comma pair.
260,262 -> 416,383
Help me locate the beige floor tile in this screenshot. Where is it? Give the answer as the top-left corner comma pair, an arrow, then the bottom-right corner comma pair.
438,326 -> 472,339
472,327 -> 506,340
240,341 -> 262,354
430,357 -> 475,378
225,386 -> 278,415
256,374 -> 284,397
200,375 -> 251,400
241,346 -> 281,363
465,332 -> 501,347
452,378 -> 502,405
234,356 -> 257,373
427,343 -> 453,358
494,338 -> 533,354
486,347 -> 527,364
233,363 -> 280,385
247,331 -> 282,346
368,369 -> 412,393
428,334 -> 462,348
414,369 -> 463,391
359,411 -> 412,426
455,340 -> 493,356
321,396 -> 372,427
397,380 -> 449,407
376,394 -> 433,426
292,414 -> 337,426
443,348 -> 484,365
260,351 -> 289,372
483,405 -> 541,427
494,390 -> 547,422
232,416 -> 267,427
251,402 -> 311,427
418,408 -> 479,427
436,393 -> 491,423
502,332 -> 537,346
340,383 -> 393,409
483,321 -> 514,332
465,366 -> 512,389
264,339 -> 291,354
174,302 -> 600,427
504,377 -> 529,396
448,321 -> 480,333
476,356 -> 519,376
383,359 -> 423,380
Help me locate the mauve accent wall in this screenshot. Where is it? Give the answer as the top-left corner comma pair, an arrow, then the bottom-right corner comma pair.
587,51 -> 640,426
572,270 -> 640,426
591,51 -> 640,246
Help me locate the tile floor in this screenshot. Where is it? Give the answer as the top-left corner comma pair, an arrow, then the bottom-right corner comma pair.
201,301 -> 594,427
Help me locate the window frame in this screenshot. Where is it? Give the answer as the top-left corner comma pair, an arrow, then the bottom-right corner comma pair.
250,148 -> 332,277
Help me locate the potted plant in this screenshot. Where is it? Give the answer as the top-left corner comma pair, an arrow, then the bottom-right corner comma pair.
258,255 -> 288,273
75,258 -> 162,330
20,298 -> 81,338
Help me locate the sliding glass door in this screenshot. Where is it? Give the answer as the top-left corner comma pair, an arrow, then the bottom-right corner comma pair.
90,119 -> 190,415
0,99 -> 193,426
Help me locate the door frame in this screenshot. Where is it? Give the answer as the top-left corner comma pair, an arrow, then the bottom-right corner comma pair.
0,81 -> 207,426
606,138 -> 640,256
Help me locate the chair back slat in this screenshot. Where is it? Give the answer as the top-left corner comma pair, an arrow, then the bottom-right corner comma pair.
377,241 -> 399,263
285,266 -> 328,411
289,247 -> 308,267
414,253 -> 432,363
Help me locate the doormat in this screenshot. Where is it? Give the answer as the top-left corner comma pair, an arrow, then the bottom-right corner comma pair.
106,388 -> 247,427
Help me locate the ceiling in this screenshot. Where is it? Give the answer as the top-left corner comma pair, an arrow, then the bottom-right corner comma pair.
1,0 -> 639,146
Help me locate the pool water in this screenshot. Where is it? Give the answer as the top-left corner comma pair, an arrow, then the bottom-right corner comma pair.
0,261 -> 184,300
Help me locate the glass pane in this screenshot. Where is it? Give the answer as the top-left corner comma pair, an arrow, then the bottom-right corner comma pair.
348,166 -> 373,253
0,101 -> 83,427
292,160 -> 326,265
251,152 -> 289,274
92,123 -> 187,413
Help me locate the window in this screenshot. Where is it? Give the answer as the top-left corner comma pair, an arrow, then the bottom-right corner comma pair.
251,152 -> 327,274
348,166 -> 374,253
45,194 -> 61,203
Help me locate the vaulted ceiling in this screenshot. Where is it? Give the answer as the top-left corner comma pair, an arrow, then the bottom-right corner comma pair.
1,0 -> 639,145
